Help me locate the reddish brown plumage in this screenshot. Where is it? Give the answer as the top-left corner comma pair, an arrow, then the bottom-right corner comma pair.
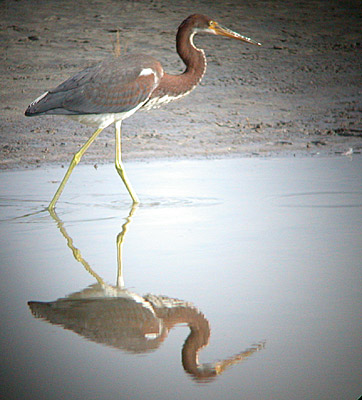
149,15 -> 208,104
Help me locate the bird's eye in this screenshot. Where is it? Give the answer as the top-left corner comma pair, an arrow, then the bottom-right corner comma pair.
209,21 -> 216,28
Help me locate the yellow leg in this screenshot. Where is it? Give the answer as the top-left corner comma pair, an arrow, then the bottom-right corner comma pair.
48,127 -> 103,210
115,121 -> 140,204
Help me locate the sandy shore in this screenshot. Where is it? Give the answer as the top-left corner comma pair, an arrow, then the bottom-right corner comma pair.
1,0 -> 361,169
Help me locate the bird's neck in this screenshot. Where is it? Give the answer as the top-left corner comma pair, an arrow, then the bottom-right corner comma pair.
176,26 -> 207,84
151,26 -> 207,99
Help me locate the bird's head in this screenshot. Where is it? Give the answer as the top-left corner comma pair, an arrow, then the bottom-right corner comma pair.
181,14 -> 261,46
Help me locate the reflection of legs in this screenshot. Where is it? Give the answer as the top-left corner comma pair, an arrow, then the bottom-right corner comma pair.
48,127 -> 103,210
116,204 -> 138,287
115,121 -> 140,204
48,208 -> 106,286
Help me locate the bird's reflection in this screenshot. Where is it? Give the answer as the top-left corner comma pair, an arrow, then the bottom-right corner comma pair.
28,206 -> 265,382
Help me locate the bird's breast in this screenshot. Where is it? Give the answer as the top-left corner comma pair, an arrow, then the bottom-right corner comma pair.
143,88 -> 195,110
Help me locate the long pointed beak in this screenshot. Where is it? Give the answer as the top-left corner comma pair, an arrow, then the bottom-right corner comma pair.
212,23 -> 261,46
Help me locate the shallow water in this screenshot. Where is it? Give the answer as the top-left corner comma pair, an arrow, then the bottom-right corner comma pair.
0,157 -> 361,400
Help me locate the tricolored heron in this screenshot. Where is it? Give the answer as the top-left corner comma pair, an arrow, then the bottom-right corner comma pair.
25,14 -> 261,210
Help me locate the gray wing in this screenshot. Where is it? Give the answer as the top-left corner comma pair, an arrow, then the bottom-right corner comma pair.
25,54 -> 162,116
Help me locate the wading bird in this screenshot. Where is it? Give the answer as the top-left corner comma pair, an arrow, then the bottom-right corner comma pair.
25,14 -> 260,210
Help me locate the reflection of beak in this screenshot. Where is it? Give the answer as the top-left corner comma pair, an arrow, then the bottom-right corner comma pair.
212,23 -> 261,46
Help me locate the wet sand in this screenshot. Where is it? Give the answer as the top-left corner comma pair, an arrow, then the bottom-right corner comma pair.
1,0 -> 361,168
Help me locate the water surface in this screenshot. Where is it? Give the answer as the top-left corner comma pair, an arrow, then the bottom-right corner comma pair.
0,157 -> 361,400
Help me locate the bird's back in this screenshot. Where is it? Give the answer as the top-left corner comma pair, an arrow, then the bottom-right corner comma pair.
25,54 -> 163,117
